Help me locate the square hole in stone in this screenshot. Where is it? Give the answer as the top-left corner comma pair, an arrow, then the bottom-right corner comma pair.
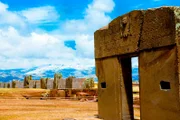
101,82 -> 106,88
160,81 -> 170,91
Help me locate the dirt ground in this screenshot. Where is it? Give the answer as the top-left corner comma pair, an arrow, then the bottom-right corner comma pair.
0,88 -> 140,120
0,99 -> 98,120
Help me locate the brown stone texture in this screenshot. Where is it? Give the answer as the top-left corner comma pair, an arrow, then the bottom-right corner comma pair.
29,80 -> 36,88
94,10 -> 143,59
58,78 -> 66,89
175,7 -> 180,44
40,78 -> 48,89
12,80 -> 19,88
3,83 -> 8,88
72,78 -> 86,89
66,77 -> 73,88
12,81 -> 24,88
47,79 -> 53,89
139,46 -> 180,120
95,6 -> 180,120
140,7 -> 180,50
49,89 -> 66,97
176,46 -> 180,103
35,81 -> 40,88
18,82 -> 24,88
96,57 -> 121,120
0,83 -> 3,88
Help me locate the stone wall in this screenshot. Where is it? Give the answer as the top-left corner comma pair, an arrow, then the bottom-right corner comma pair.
72,78 -> 86,89
58,78 -> 66,89
47,79 -> 53,89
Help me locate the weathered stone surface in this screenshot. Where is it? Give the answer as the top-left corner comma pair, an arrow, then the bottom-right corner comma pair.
96,57 -> 122,120
50,89 -> 65,97
12,80 -> 18,88
40,78 -> 48,89
47,79 -> 53,89
95,6 -> 180,120
72,78 -> 86,89
66,77 -> 74,88
176,46 -> 180,102
174,7 -> 180,44
0,82 -> 3,88
94,10 -> 143,58
140,7 -> 180,50
35,81 -> 40,88
139,46 -> 180,120
3,83 -> 8,88
29,80 -> 36,88
58,78 -> 66,89
18,81 -> 24,88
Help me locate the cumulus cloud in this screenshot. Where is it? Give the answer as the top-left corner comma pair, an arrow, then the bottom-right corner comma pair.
0,0 -> 115,69
61,0 -> 115,59
0,2 -> 26,30
63,0 -> 115,34
21,6 -> 60,24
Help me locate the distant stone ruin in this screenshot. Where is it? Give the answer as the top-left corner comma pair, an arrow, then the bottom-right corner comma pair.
72,78 -> 86,89
29,80 -> 36,88
47,79 -> 53,89
94,6 -> 180,120
58,78 -> 66,89
0,77 -> 91,90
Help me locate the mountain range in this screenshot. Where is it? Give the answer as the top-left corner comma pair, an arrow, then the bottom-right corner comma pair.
0,64 -> 139,82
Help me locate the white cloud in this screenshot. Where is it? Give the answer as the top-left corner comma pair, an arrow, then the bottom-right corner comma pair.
61,0 -> 115,59
21,6 -> 60,24
0,1 -> 8,12
63,0 -> 115,34
131,57 -> 138,68
0,0 -> 115,69
0,2 -> 27,30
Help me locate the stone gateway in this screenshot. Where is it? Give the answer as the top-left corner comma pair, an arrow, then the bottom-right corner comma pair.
94,7 -> 180,120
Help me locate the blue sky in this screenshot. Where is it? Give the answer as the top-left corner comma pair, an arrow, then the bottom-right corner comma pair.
0,0 -> 179,69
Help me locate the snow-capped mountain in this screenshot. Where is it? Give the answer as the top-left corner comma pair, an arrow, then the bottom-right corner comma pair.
0,64 -> 139,82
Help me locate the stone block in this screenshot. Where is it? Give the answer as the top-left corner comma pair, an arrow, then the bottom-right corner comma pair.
29,80 -> 36,88
72,78 -> 86,89
95,10 -> 143,58
47,79 -> 53,89
58,78 -> 66,89
140,7 -> 180,50
139,46 -> 180,120
96,57 -> 122,120
35,81 -> 40,88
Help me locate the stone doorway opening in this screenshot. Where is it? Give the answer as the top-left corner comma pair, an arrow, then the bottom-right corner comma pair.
131,57 -> 140,120
119,56 -> 140,120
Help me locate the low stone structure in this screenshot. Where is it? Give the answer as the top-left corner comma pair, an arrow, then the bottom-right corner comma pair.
35,81 -> 40,88
12,80 -> 24,88
72,78 -> 86,89
47,79 -> 53,89
58,78 -> 66,89
40,78 -> 48,89
17,81 -> 24,88
95,6 -> 180,120
3,83 -> 8,88
0,82 -> 3,88
66,77 -> 86,89
29,80 -> 39,88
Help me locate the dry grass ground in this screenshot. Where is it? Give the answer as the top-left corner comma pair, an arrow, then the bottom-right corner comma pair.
0,87 -> 140,120
0,99 -> 98,120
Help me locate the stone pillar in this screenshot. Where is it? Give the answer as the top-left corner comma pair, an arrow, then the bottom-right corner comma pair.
58,78 -> 66,89
139,46 -> 180,120
96,57 -> 122,120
